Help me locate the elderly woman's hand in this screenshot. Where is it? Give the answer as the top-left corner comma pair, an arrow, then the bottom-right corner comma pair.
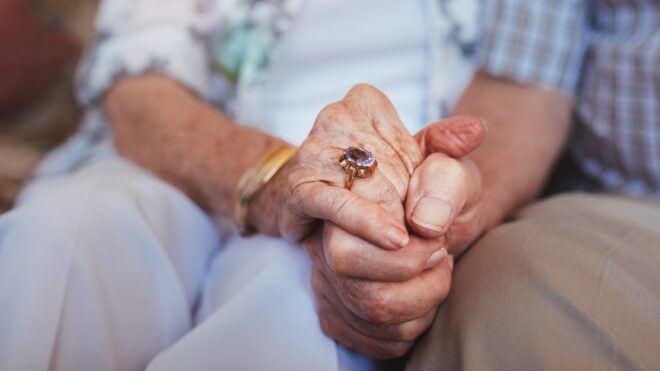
247,84 -> 424,249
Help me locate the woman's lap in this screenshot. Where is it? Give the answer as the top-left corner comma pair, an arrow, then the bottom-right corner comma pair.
149,234 -> 372,371
0,157 -> 371,371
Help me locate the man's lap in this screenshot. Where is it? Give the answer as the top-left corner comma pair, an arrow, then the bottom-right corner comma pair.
408,193 -> 660,370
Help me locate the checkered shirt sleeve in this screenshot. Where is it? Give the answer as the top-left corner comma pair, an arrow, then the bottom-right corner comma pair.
476,0 -> 589,95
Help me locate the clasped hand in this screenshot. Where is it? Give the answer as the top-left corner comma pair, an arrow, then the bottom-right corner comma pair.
248,84 -> 487,358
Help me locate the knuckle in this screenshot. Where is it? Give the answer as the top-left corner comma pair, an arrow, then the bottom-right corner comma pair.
383,342 -> 413,359
433,279 -> 452,304
318,316 -> 335,338
416,157 -> 447,185
397,257 -> 425,280
406,146 -> 424,169
394,319 -> 428,342
378,183 -> 400,203
324,239 -> 353,274
287,179 -> 308,211
318,102 -> 340,117
423,271 -> 452,305
365,180 -> 402,213
349,83 -> 378,95
347,83 -> 387,104
316,102 -> 348,127
392,342 -> 413,358
396,327 -> 421,343
427,158 -> 468,190
439,281 -> 452,302
362,287 -> 397,324
285,171 -> 301,195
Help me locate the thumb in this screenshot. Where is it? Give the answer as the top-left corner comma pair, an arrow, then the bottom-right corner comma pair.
405,153 -> 481,240
415,115 -> 487,157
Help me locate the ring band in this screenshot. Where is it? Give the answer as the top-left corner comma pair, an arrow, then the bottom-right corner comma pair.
339,147 -> 378,189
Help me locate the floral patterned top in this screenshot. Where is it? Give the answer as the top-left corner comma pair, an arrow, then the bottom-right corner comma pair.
37,0 -> 479,176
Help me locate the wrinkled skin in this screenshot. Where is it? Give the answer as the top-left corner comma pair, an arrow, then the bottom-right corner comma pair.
249,84 -> 424,250
251,84 -> 487,358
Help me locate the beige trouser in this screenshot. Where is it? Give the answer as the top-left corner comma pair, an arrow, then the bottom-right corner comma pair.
407,193 -> 660,371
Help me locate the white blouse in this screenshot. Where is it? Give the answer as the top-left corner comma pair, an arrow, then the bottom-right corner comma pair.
35,0 -> 478,178
262,0 -> 427,144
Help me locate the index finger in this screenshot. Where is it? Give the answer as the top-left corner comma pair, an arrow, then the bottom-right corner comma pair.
289,182 -> 410,250
322,222 -> 449,282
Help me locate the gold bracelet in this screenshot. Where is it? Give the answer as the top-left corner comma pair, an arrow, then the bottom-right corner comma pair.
233,145 -> 298,236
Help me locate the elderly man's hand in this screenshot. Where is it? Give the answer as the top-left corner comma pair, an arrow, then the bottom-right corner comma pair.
407,117 -> 488,255
304,114 -> 486,358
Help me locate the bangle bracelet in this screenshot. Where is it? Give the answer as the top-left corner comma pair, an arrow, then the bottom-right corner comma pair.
233,145 -> 298,236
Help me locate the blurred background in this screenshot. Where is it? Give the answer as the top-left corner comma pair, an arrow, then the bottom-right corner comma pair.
0,0 -> 97,212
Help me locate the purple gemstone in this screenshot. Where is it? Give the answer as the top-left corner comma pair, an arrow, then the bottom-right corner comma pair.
344,147 -> 375,168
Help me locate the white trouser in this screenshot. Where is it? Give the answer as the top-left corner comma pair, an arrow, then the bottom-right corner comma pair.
0,158 -> 372,371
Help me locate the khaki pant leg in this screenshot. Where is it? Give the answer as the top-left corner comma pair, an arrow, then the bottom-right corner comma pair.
407,193 -> 660,371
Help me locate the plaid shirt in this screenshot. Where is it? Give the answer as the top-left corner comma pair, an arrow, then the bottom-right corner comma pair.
478,0 -> 660,195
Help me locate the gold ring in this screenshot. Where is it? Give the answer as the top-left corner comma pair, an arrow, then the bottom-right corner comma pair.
339,147 -> 378,189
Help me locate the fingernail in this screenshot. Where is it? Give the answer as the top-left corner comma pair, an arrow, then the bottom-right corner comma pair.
387,228 -> 409,248
411,196 -> 453,233
479,117 -> 489,132
425,248 -> 448,270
